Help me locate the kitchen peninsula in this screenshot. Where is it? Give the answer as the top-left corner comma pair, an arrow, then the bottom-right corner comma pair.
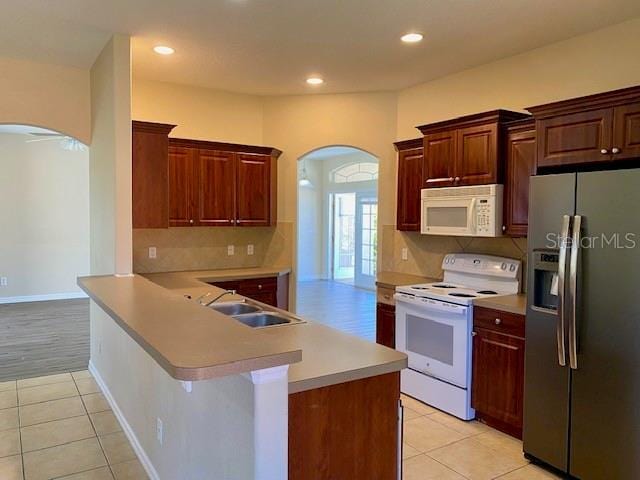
79,273 -> 406,480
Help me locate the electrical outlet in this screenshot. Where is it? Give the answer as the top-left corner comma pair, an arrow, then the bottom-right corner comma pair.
401,248 -> 408,261
0,277 -> 7,287
247,244 -> 254,255
148,247 -> 157,259
156,418 -> 163,445
227,245 -> 234,256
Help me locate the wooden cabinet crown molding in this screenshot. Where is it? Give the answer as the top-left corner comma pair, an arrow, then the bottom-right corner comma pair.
393,137 -> 423,151
416,109 -> 529,135
168,137 -> 282,158
527,85 -> 640,119
132,120 -> 176,135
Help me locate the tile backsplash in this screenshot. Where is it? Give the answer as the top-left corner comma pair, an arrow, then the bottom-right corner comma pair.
133,222 -> 293,273
380,224 -> 528,290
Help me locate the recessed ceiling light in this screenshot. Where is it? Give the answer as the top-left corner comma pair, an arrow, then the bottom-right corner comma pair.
153,45 -> 175,55
306,77 -> 324,86
401,32 -> 423,43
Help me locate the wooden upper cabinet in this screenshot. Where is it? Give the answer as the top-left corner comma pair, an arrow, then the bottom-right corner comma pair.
394,138 -> 423,231
456,123 -> 498,186
168,145 -> 197,227
418,110 -> 528,188
198,149 -> 236,226
503,119 -> 536,237
613,101 -> 640,160
528,86 -> 640,170
132,121 -> 175,228
535,108 -> 613,168
423,131 -> 456,187
236,154 -> 273,226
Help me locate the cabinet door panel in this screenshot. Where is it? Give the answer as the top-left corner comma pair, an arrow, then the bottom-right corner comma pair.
537,108 -> 613,168
504,126 -> 535,236
612,102 -> 640,161
396,148 -> 423,231
423,131 -> 456,187
133,129 -> 169,228
236,154 -> 271,226
168,146 -> 197,227
456,123 -> 498,185
376,303 -> 396,348
198,149 -> 236,226
472,328 -> 525,438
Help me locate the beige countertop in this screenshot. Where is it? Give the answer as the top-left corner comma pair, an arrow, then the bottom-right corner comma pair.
474,294 -> 527,316
376,271 -> 440,289
80,269 -> 407,393
144,267 -> 291,290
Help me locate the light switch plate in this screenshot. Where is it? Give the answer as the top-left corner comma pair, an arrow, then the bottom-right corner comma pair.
148,247 -> 157,259
227,245 -> 235,256
401,248 -> 408,261
247,244 -> 254,255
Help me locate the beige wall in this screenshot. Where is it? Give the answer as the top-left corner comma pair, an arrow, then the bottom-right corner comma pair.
90,35 -> 133,276
132,78 -> 264,144
0,133 -> 89,299
397,17 -> 640,139
0,56 -> 90,144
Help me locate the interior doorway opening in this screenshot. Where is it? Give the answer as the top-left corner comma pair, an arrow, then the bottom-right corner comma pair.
296,146 -> 378,340
0,124 -> 90,381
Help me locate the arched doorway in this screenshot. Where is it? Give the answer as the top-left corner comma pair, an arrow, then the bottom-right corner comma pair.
296,146 -> 378,341
0,124 -> 90,381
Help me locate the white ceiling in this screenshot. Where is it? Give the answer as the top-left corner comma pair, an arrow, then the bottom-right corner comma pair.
1,0 -> 639,95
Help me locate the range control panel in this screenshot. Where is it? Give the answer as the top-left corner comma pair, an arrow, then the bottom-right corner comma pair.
443,253 -> 521,279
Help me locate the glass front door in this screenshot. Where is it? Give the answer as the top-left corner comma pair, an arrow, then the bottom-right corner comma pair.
354,193 -> 377,290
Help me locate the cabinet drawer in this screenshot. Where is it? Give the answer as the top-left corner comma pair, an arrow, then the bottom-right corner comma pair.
474,306 -> 524,337
239,277 -> 277,294
377,287 -> 396,306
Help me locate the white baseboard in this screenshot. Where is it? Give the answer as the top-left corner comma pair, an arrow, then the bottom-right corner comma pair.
0,292 -> 88,305
88,361 -> 160,480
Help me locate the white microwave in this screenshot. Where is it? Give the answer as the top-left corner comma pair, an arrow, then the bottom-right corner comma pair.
421,184 -> 503,237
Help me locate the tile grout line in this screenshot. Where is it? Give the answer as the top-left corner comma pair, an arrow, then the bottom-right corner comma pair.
74,372 -> 116,479
17,385 -> 25,480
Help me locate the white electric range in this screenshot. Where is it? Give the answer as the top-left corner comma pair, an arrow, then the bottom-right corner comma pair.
395,253 -> 521,420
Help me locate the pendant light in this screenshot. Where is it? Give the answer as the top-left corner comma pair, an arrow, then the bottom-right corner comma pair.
299,159 -> 313,188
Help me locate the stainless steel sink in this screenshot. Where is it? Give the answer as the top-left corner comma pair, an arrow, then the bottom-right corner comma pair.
232,311 -> 304,328
208,302 -> 261,316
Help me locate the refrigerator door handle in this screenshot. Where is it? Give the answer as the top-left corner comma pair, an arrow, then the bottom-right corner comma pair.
556,215 -> 571,367
568,215 -> 582,370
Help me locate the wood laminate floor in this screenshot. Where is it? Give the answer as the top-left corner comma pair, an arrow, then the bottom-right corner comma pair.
295,280 -> 376,341
0,299 -> 90,382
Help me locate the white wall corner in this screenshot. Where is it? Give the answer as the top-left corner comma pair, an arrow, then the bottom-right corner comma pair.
244,365 -> 289,480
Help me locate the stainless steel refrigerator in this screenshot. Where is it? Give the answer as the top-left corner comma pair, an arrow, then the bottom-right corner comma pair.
524,169 -> 640,479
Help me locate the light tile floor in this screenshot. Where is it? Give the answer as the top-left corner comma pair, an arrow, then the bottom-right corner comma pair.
0,371 -> 147,480
401,394 -> 562,480
1,372 -> 562,479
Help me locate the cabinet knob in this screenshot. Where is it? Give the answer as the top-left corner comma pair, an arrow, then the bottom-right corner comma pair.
600,148 -> 609,154
495,318 -> 502,325
455,176 -> 461,182
229,219 -> 234,223
189,219 -> 194,224
448,177 -> 454,182
502,225 -> 507,232
471,331 -> 477,337
612,147 -> 621,154
258,284 -> 263,290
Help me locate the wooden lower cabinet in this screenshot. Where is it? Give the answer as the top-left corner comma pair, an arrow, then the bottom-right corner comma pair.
207,274 -> 289,310
376,302 -> 396,348
289,372 -> 400,480
472,306 -> 525,439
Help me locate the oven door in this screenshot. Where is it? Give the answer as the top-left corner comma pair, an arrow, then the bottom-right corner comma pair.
421,195 -> 476,236
395,293 -> 470,388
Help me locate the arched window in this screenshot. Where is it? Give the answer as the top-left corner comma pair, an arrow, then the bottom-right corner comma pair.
331,162 -> 378,183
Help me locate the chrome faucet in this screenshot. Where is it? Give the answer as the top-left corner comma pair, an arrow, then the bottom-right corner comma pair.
196,290 -> 237,307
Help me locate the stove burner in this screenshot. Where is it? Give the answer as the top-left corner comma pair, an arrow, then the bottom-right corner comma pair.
476,290 -> 498,295
448,293 -> 477,298
411,286 -> 430,290
432,284 -> 457,289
